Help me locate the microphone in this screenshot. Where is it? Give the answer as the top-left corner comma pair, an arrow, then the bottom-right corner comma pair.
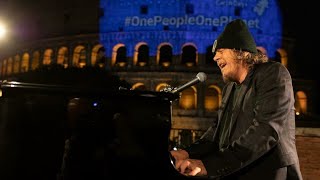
171,72 -> 207,94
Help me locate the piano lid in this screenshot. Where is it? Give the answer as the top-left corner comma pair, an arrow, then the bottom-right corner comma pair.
0,80 -> 179,101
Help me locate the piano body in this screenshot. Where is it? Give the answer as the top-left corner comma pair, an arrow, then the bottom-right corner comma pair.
0,79 -> 207,180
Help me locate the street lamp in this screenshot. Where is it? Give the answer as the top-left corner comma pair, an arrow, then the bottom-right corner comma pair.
0,22 -> 6,39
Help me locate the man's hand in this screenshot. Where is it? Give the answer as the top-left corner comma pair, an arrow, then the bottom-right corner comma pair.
179,159 -> 208,176
170,149 -> 189,169
170,150 -> 207,176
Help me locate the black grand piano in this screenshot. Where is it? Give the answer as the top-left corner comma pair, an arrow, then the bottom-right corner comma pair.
0,67 -> 209,180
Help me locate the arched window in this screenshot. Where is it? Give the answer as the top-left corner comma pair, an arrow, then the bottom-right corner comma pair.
181,44 -> 197,67
43,49 -> 53,65
57,47 -> 68,68
134,42 -> 149,66
91,44 -> 104,66
276,48 -> 288,67
116,47 -> 127,65
179,86 -> 197,109
7,57 -> 13,75
73,45 -> 86,68
205,85 -> 221,111
131,83 -> 147,91
21,53 -> 30,72
1,59 -> 7,76
112,44 -> 127,67
295,91 -> 307,115
158,44 -> 173,67
155,83 -> 170,92
13,55 -> 20,73
137,44 -> 149,66
31,51 -> 40,70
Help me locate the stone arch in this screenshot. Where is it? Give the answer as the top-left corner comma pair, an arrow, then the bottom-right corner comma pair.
57,46 -> 69,68
21,53 -> 30,72
295,91 -> 307,114
31,51 -> 40,70
73,45 -> 86,67
179,86 -> 197,109
157,42 -> 173,66
205,85 -> 222,111
277,48 -> 288,67
181,43 -> 198,66
112,43 -> 126,67
43,48 -> 53,65
7,57 -> 13,75
155,83 -> 170,92
131,82 -> 147,91
91,44 -> 104,66
13,54 -> 21,74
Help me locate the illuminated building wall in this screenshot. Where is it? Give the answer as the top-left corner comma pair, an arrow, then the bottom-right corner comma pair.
99,0 -> 282,58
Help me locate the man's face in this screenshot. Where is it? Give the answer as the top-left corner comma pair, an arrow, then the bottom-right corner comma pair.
213,48 -> 242,83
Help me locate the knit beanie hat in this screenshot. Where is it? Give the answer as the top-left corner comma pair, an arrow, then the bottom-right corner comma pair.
212,19 -> 257,54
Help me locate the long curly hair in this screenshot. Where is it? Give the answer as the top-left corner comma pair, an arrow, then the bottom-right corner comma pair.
233,49 -> 269,69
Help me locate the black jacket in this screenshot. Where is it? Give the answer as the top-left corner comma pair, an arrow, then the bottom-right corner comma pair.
186,61 -> 303,180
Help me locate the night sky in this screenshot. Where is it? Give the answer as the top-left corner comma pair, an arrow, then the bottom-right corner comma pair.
278,1 -> 317,81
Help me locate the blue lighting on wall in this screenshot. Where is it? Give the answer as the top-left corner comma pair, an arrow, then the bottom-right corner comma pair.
99,0 -> 282,58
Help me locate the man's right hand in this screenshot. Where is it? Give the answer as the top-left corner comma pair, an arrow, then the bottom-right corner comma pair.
170,149 -> 189,169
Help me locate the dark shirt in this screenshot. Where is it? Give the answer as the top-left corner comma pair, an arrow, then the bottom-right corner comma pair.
219,83 -> 242,149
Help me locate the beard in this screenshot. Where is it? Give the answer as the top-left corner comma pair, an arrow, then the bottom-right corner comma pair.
222,73 -> 237,83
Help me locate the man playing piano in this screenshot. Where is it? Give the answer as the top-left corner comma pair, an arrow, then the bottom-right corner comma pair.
170,19 -> 303,180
